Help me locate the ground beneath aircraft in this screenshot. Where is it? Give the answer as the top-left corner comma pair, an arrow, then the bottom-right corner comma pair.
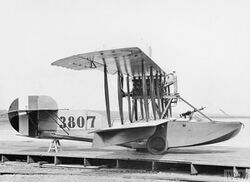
0,160 -> 241,182
0,140 -> 249,181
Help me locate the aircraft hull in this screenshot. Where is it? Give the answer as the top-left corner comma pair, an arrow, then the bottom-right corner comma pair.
166,120 -> 242,148
123,120 -> 242,151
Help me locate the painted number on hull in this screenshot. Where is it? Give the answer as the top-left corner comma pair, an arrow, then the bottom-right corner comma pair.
59,116 -> 96,129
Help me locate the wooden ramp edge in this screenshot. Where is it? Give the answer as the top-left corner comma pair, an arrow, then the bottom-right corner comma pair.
0,145 -> 250,178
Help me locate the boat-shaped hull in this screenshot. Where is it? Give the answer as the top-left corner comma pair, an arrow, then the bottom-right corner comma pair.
124,120 -> 242,152
167,120 -> 242,148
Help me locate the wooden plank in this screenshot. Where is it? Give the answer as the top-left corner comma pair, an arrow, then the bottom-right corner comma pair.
41,163 -> 103,169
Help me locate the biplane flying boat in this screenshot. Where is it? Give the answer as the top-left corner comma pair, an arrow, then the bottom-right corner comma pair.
8,47 -> 242,154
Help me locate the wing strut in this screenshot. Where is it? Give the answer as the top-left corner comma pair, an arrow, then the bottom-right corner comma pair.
117,71 -> 124,125
142,60 -> 149,122
126,76 -> 132,123
150,66 -> 157,120
134,98 -> 138,121
167,86 -> 172,116
139,98 -> 144,120
103,62 -> 112,127
156,73 -> 162,116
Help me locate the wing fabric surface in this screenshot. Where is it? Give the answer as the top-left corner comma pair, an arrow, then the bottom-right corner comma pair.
91,119 -> 169,133
51,47 -> 166,76
92,119 -> 169,148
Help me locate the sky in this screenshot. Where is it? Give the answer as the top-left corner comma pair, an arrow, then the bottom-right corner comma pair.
0,0 -> 250,115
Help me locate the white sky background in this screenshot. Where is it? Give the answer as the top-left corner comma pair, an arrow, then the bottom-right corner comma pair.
0,0 -> 250,115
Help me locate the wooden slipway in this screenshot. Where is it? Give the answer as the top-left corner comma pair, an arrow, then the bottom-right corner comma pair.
0,140 -> 249,177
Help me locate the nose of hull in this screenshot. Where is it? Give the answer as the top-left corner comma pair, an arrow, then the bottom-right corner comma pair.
201,121 -> 242,145
167,121 -> 243,148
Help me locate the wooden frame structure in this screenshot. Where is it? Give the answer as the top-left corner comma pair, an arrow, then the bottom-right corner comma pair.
114,64 -> 179,125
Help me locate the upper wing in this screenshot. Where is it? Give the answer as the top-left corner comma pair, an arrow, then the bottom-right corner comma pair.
51,47 -> 166,77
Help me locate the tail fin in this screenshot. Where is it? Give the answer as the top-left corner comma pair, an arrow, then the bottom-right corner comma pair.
8,95 -> 58,137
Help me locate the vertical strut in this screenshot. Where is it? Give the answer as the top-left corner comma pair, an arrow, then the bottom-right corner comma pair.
142,60 -> 149,121
134,99 -> 138,121
167,86 -> 172,117
163,73 -> 166,93
150,67 -> 157,120
131,99 -> 138,121
117,71 -> 124,125
131,99 -> 135,122
162,73 -> 166,112
103,63 -> 111,127
156,73 -> 162,116
169,102 -> 172,117
126,76 -> 132,123
161,99 -> 165,113
140,99 -> 144,120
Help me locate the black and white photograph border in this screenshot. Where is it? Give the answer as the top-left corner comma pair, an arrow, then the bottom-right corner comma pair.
0,0 -> 250,181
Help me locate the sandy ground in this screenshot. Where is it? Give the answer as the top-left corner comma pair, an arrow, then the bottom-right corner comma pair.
0,162 -> 242,182
0,163 -> 166,182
